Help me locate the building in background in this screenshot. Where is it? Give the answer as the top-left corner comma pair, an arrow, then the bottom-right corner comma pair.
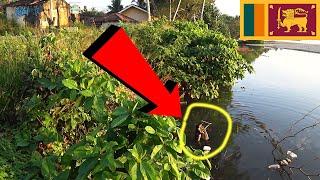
99,13 -> 137,28
70,4 -> 80,22
80,12 -> 137,28
119,4 -> 148,22
4,0 -> 70,28
79,4 -> 148,28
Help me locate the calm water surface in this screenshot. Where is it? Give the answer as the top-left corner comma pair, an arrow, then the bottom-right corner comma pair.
187,49 -> 320,179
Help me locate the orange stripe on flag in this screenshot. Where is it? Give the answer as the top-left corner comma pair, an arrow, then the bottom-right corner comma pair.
254,4 -> 265,36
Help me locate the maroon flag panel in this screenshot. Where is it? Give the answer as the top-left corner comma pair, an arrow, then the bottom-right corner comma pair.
269,4 -> 316,36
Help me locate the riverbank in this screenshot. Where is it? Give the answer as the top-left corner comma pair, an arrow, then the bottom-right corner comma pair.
247,41 -> 320,54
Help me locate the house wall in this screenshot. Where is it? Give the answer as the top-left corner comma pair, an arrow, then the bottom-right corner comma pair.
120,8 -> 148,22
5,0 -> 70,29
101,22 -> 120,29
6,5 -> 42,26
6,7 -> 15,21
41,0 -> 70,28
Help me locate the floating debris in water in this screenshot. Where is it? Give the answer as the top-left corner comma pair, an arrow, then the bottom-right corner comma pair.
268,151 -> 298,170
287,151 -> 298,159
268,164 -> 281,169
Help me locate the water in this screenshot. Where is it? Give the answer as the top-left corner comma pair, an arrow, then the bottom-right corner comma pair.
186,49 -> 320,179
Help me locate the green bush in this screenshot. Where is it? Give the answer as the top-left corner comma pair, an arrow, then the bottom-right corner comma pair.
125,19 -> 253,99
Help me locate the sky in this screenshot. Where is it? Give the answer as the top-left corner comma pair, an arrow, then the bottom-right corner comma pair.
66,0 -> 240,16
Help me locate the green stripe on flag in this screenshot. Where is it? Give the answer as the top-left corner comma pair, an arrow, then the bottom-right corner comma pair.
244,4 -> 254,36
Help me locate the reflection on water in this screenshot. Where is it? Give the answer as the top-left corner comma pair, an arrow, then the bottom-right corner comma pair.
187,49 -> 320,179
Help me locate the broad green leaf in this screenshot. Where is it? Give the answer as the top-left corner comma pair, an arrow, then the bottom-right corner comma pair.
31,151 -> 42,168
164,163 -> 170,171
151,145 -> 163,159
112,107 -> 129,116
70,90 -> 78,100
107,81 -> 115,93
54,170 -> 70,180
72,145 -> 99,160
192,165 -> 211,179
145,126 -> 156,134
15,131 -> 30,147
139,161 -> 148,180
62,79 -> 78,90
140,161 -> 157,180
87,78 -> 94,87
93,96 -> 106,112
81,90 -> 93,97
161,170 -> 170,180
129,163 -> 138,180
41,157 -> 57,179
156,128 -> 170,137
168,153 -> 180,179
80,80 -> 86,89
93,153 -> 117,174
114,171 -> 128,180
110,114 -> 129,128
83,97 -> 94,110
85,127 -> 101,144
129,144 -> 144,162
73,60 -> 81,73
76,157 -> 98,180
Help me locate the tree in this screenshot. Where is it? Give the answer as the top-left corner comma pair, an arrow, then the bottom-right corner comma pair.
80,7 -> 104,16
146,0 -> 151,21
203,4 -> 240,39
153,0 -> 209,20
134,0 -> 147,9
108,0 -> 123,13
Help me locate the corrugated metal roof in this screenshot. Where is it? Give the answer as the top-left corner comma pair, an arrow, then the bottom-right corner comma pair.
4,0 -> 47,7
99,13 -> 138,23
81,13 -> 138,25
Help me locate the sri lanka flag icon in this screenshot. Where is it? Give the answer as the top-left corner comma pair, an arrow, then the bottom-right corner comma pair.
240,0 -> 319,40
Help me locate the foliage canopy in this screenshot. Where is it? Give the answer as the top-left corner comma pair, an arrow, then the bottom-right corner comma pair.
125,19 -> 253,99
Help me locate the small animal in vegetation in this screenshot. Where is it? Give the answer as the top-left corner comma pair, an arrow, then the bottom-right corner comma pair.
195,121 -> 211,143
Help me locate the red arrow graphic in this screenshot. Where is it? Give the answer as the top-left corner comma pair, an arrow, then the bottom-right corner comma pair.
83,25 -> 182,118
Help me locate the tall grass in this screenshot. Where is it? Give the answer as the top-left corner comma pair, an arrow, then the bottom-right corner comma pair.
0,34 -> 40,122
0,13 -> 35,35
0,14 -> 101,123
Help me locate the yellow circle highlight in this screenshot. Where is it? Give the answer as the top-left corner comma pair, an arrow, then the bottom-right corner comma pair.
179,103 -> 233,161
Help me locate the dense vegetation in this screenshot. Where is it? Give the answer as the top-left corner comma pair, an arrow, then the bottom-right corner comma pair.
0,16 -> 252,179
125,20 -> 252,99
